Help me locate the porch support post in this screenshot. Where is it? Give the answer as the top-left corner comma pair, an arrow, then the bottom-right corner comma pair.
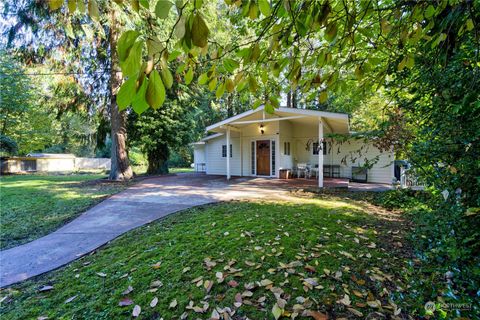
226,126 -> 231,180
318,117 -> 324,188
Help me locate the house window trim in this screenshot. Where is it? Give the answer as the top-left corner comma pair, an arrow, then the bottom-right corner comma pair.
222,144 -> 233,158
283,141 -> 291,156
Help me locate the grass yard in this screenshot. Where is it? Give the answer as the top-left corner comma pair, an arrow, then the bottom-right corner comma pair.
0,195 -> 417,319
0,174 -> 131,250
169,167 -> 194,174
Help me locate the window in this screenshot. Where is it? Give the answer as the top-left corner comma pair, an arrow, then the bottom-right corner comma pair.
313,141 -> 327,155
222,144 -> 232,158
271,140 -> 276,175
283,141 -> 290,155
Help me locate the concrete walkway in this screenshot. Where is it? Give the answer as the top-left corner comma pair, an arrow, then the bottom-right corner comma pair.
0,174 -> 295,287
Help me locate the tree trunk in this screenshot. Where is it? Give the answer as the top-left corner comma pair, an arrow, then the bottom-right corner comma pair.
226,94 -> 234,117
292,89 -> 298,108
286,90 -> 292,108
147,143 -> 169,175
108,10 -> 133,181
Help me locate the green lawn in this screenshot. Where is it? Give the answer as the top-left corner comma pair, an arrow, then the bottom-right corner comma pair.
169,167 -> 194,174
0,196 -> 416,319
0,174 -> 130,250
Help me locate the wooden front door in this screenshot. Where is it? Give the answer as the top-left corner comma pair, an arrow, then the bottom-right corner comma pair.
256,140 -> 270,176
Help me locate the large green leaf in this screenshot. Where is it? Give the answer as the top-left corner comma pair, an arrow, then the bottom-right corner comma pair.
146,37 -> 164,56
155,0 -> 173,19
175,16 -> 186,38
325,22 -> 337,42
223,59 -> 239,73
146,70 -> 166,109
198,72 -> 209,85
117,76 -> 138,110
258,0 -> 271,16
191,14 -> 209,48
161,67 -> 173,89
77,0 -> 85,13
88,0 -> 100,21
216,82 -> 225,99
117,31 -> 140,62
185,68 -> 194,85
120,41 -> 143,77
48,0 -> 63,11
67,0 -> 76,13
319,91 -> 328,103
132,78 -> 150,114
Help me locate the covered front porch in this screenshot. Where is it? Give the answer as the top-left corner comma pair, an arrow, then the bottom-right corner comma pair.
204,107 -> 350,188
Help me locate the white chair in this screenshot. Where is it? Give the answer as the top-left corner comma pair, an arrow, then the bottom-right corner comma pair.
296,163 -> 307,178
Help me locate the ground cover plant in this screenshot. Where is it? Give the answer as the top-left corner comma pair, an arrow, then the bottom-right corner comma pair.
1,195 -> 417,319
0,174 -> 130,249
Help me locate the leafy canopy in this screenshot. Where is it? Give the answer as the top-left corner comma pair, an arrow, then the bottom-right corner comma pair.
49,0 -> 477,114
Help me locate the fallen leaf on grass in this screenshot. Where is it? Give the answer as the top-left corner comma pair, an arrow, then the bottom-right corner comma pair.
204,279 -> 213,292
132,305 -> 141,317
37,316 -> 48,320
96,272 -> 106,278
304,310 -> 328,319
182,267 -> 191,273
272,303 -> 283,320
150,297 -> 158,307
119,298 -> 133,306
169,299 -> 178,309
338,294 -> 351,306
150,280 -> 163,288
151,262 -> 162,269
64,295 -> 77,304
211,309 -> 221,319
347,307 -> 363,317
242,290 -> 254,297
260,279 -> 273,286
305,265 -> 316,273
367,300 -> 381,308
39,285 -> 54,292
122,285 -> 133,295
227,280 -> 238,287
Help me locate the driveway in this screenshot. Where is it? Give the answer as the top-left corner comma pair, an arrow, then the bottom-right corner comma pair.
0,174 -> 294,287
0,173 -> 391,287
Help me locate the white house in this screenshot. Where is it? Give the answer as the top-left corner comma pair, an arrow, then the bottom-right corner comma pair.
193,106 -> 394,187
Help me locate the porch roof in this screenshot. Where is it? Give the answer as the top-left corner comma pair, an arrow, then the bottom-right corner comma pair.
205,106 -> 350,134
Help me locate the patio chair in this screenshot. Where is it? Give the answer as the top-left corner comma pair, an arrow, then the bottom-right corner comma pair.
296,163 -> 307,178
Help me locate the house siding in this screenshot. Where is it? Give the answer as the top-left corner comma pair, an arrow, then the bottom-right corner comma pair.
205,135 -> 242,176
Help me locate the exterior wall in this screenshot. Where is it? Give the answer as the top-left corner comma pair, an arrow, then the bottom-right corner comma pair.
193,145 -> 205,163
74,158 -> 111,170
290,123 -> 394,184
37,158 -> 75,171
279,121 -> 293,170
193,145 -> 206,172
205,134 -> 242,176
0,157 -> 110,173
328,139 -> 394,184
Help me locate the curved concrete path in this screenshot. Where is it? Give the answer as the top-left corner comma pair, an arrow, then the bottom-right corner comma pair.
0,174 -> 294,287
